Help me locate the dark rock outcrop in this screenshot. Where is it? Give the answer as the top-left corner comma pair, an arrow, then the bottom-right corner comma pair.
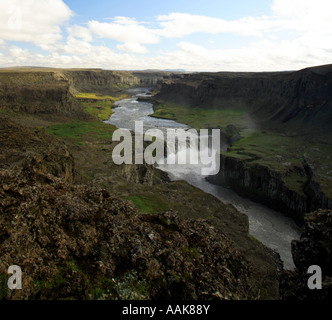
207,154 -> 332,224
0,69 -> 174,117
0,163 -> 256,300
280,209 -> 332,300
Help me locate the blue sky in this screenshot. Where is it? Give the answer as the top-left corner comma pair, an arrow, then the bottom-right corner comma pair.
0,0 -> 331,71
66,0 -> 272,22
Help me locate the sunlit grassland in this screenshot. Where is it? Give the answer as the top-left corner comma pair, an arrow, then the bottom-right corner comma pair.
45,121 -> 117,145
46,92 -> 124,144
74,92 -> 127,122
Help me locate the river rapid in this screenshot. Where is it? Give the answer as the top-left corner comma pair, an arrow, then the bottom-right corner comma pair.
105,88 -> 301,269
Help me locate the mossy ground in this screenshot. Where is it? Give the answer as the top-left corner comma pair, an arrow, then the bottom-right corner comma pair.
152,101 -> 248,130
45,121 -> 117,145
75,92 -> 127,121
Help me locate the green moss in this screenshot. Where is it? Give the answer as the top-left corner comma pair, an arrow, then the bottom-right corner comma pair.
114,270 -> 149,300
46,121 -> 116,143
151,102 -> 247,130
183,247 -> 200,259
75,92 -> 126,122
128,194 -> 167,214
249,235 -> 264,247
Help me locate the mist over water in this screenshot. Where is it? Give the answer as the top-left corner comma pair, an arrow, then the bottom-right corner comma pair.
105,88 -> 301,269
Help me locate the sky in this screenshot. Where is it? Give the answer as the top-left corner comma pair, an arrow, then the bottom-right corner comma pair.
0,0 -> 331,71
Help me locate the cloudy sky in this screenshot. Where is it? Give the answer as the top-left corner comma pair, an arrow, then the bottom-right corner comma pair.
0,0 -> 331,71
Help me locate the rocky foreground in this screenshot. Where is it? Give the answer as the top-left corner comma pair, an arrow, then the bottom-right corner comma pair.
0,147 -> 253,300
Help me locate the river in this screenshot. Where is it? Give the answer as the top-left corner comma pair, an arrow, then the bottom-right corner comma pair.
105,88 -> 301,269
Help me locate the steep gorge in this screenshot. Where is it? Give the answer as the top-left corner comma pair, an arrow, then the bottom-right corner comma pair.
154,64 -> 332,222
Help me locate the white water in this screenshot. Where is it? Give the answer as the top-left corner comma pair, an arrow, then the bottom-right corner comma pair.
105,88 -> 301,269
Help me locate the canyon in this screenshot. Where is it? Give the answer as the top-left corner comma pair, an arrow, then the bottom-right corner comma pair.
0,65 -> 331,300
152,65 -> 332,223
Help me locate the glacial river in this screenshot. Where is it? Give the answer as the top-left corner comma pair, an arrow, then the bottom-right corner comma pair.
105,88 -> 301,269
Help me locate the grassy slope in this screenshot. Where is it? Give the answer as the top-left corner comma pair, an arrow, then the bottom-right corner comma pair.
45,92 -> 124,145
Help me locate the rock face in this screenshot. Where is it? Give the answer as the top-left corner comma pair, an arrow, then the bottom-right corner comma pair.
0,72 -> 85,117
155,64 -> 332,221
155,64 -> 332,133
207,155 -> 332,223
62,70 -> 173,95
0,162 -> 256,300
0,69 -> 173,116
0,115 -> 282,300
280,209 -> 332,300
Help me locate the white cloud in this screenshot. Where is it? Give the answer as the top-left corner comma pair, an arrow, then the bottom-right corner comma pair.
67,25 -> 92,42
88,18 -> 160,53
116,43 -> 148,54
0,0 -> 73,46
1,0 -> 332,71
156,13 -> 269,38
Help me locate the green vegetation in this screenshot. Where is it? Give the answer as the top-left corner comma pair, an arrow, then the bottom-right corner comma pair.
152,101 -> 247,130
128,194 -> 168,214
31,259 -> 119,300
75,92 -> 126,121
249,235 -> 264,247
74,92 -> 124,101
81,101 -> 114,122
114,270 -> 149,300
46,92 -> 124,144
46,121 -> 117,144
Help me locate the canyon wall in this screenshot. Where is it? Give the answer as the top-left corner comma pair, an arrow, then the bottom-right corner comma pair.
0,72 -> 85,117
155,65 -> 332,133
62,70 -> 172,94
0,69 -> 172,115
207,154 -> 332,224
155,64 -> 332,222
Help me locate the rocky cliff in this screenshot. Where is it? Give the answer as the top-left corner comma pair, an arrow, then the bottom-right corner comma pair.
0,68 -> 173,116
155,64 -> 332,222
280,209 -> 332,300
0,72 -> 85,118
155,64 -> 332,134
62,70 -> 172,95
207,154 -> 332,224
